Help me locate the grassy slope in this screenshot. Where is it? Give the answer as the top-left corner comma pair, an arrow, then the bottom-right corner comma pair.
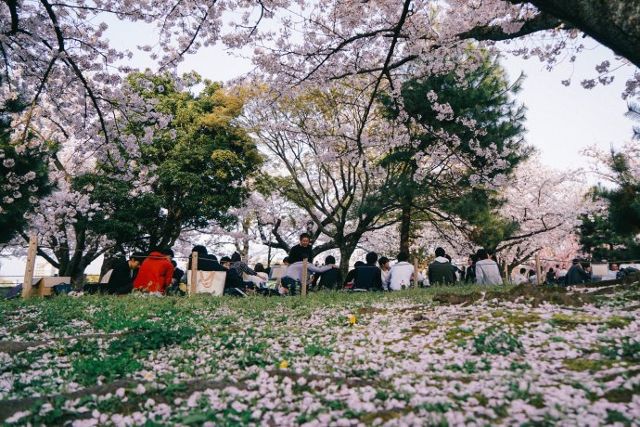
1,284 -> 639,426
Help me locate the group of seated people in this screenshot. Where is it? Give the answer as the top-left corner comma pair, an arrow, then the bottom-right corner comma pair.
109,232 -> 636,297
104,246 -> 273,296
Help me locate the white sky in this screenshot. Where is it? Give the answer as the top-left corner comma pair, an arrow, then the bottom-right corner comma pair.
106,19 -> 637,172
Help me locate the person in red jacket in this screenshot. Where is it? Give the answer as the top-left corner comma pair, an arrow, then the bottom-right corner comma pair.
133,248 -> 175,293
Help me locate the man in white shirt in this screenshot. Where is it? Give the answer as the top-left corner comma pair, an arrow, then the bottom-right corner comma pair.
475,249 -> 503,285
386,252 -> 415,291
512,267 -> 528,285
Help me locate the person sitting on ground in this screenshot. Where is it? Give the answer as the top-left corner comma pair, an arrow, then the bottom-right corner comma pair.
386,252 -> 415,291
354,252 -> 384,291
106,252 -> 145,295
556,264 -> 568,281
282,251 -> 334,296
171,260 -> 184,286
187,245 -> 225,271
445,254 -> 463,281
428,247 -> 456,285
243,262 -> 269,288
565,259 -> 591,285
465,255 -> 477,283
230,252 -> 258,277
474,249 -> 503,285
219,256 -> 245,292
604,263 -> 620,280
220,256 -> 231,269
312,255 -> 343,290
513,267 -> 528,285
528,269 -> 538,284
254,263 -> 269,279
344,261 -> 365,288
379,257 -> 391,290
165,260 -> 186,295
545,267 -> 556,284
133,248 -> 175,294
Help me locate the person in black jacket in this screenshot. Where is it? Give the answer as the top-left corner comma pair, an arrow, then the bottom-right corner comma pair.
288,233 -> 314,263
188,245 -> 226,271
313,255 -> 343,290
428,247 -> 456,285
354,252 -> 384,291
344,261 -> 365,287
565,259 -> 591,285
106,252 -> 145,295
465,254 -> 477,283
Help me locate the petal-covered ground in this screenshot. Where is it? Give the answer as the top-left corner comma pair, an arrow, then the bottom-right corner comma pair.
1,283 -> 639,426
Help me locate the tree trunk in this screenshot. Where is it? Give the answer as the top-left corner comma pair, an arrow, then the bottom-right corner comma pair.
339,245 -> 356,278
524,0 -> 640,69
399,198 -> 412,254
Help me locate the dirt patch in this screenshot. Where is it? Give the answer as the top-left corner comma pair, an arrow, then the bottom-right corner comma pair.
0,332 -> 124,355
432,293 -> 484,305
8,322 -> 38,334
356,307 -> 389,315
432,285 -> 598,307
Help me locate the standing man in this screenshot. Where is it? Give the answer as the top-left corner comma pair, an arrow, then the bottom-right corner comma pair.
133,248 -> 175,294
288,232 -> 314,263
106,252 -> 145,295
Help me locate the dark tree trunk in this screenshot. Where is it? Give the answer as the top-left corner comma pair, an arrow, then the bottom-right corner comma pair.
399,198 -> 412,254
339,245 -> 356,278
524,0 -> 640,68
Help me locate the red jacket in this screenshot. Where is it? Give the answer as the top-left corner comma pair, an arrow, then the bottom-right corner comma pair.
133,252 -> 174,293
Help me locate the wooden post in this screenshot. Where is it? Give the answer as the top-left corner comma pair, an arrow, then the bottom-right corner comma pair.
535,254 -> 542,286
22,234 -> 37,299
503,259 -> 510,284
301,258 -> 308,297
189,251 -> 198,296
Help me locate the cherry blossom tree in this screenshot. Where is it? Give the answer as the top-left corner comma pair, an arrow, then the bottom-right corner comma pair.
492,156 -> 587,272
243,81 -> 402,272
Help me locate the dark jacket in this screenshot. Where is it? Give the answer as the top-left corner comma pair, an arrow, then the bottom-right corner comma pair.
428,258 -> 456,285
106,258 -> 135,295
354,265 -> 383,291
316,268 -> 343,290
224,268 -> 244,290
465,264 -> 476,283
565,264 -> 591,285
344,268 -> 357,286
288,244 -> 313,263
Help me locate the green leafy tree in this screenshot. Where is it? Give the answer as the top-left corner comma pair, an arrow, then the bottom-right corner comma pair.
581,145 -> 640,262
380,53 -> 529,253
578,213 -> 640,261
89,72 -> 262,252
36,73 -> 261,282
0,97 -> 52,243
